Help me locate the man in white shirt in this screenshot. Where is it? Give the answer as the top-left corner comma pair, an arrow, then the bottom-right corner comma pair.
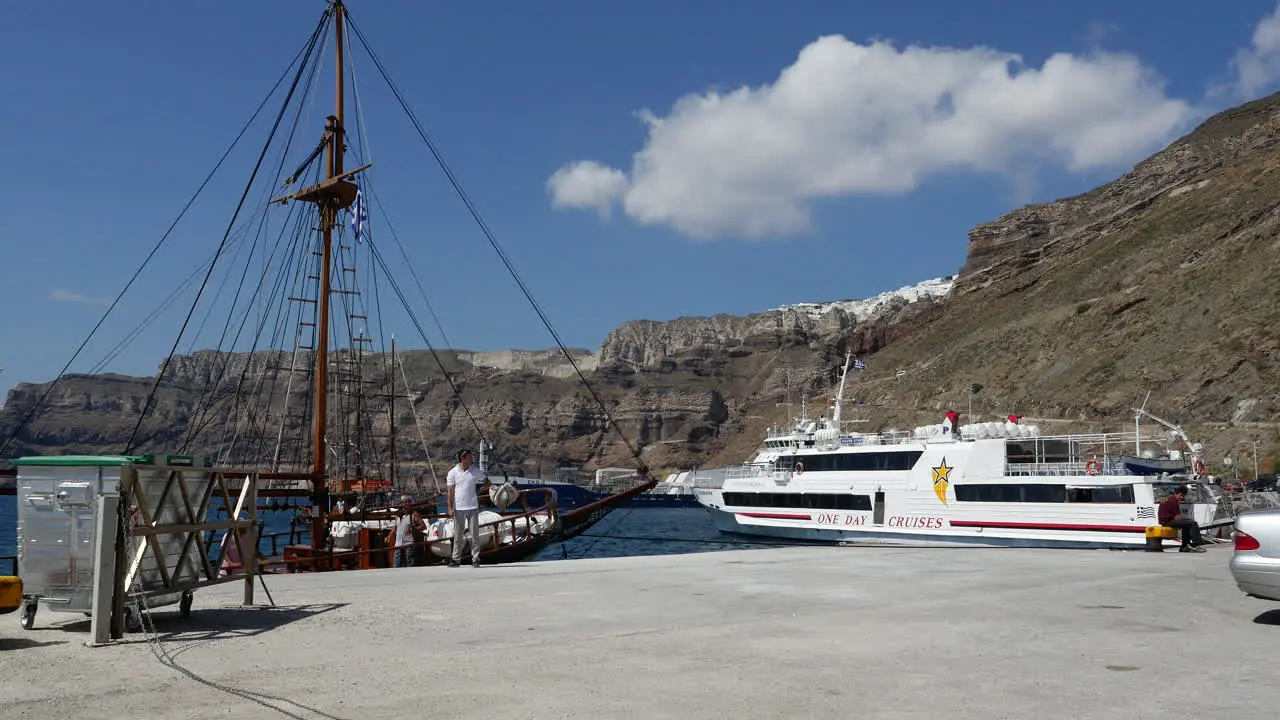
447,448 -> 490,567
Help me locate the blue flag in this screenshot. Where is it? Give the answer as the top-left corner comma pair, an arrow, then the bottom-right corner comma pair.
350,188 -> 369,243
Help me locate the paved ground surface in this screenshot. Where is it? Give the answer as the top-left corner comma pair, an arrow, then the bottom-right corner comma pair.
1,543 -> 1277,719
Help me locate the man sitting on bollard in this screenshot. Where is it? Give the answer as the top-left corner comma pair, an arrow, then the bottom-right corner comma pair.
1159,485 -> 1206,553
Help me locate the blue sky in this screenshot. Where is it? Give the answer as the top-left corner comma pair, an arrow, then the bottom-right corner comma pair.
2,0 -> 1280,398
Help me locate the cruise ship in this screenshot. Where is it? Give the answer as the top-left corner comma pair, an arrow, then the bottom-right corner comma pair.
693,354 -> 1221,549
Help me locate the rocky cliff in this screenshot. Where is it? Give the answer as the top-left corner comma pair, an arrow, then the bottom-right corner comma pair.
5,93 -> 1280,479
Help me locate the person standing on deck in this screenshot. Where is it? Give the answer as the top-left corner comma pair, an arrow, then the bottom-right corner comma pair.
1158,485 -> 1205,553
448,449 -> 491,567
392,496 -> 425,568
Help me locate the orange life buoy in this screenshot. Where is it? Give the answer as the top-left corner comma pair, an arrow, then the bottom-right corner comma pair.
1085,458 -> 1101,476
1192,458 -> 1206,475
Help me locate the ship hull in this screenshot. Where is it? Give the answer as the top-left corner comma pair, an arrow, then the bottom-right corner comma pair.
702,503 -> 1145,550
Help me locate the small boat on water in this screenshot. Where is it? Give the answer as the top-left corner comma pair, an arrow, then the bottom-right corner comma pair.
513,467 -> 702,511
692,353 -> 1241,550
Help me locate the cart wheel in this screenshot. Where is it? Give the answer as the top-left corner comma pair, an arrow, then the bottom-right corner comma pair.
123,607 -> 143,633
19,602 -> 36,631
179,591 -> 193,618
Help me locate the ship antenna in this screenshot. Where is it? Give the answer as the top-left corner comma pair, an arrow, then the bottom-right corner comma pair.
1134,390 -> 1151,455
832,350 -> 852,425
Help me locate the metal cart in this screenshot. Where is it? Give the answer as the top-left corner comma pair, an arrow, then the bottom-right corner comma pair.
12,454 -> 258,639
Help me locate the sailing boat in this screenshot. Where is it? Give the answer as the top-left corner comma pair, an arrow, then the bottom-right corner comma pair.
0,0 -> 656,570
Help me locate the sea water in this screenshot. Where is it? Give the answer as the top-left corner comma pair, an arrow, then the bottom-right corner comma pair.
0,494 -> 780,566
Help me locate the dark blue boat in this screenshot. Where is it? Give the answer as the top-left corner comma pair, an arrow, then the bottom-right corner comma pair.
1115,455 -> 1186,476
511,478 -> 700,510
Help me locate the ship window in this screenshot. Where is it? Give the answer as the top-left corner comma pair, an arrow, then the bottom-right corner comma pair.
772,451 -> 923,473
1005,439 -> 1072,464
1066,486 -> 1135,503
723,492 -> 872,511
954,484 -> 1066,503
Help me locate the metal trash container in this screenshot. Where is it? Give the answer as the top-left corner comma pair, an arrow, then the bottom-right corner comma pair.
12,454 -> 226,631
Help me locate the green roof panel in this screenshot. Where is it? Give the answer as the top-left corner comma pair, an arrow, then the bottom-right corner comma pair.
12,454 -> 156,467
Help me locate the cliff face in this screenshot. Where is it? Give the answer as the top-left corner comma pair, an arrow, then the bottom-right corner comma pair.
5,93 -> 1280,478
960,92 -> 1280,295
0,299 -> 899,478
859,93 -> 1280,469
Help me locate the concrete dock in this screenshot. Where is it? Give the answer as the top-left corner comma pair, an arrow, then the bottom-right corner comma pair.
1,544 -> 1277,719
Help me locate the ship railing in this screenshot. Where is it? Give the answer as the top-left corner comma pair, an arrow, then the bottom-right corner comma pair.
721,465 -> 793,485
1004,461 -> 1103,477
875,430 -> 918,445
764,429 -> 1172,450
1003,456 -> 1141,477
765,429 -> 920,447
1027,430 -> 1141,444
723,464 -> 771,479
256,487 -> 561,572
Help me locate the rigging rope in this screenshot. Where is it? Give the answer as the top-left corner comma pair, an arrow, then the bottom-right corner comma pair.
345,28 -> 401,488
191,203 -> 316,462
0,17 -> 329,460
123,9 -> 334,454
86,209 -> 268,375
176,197 -> 316,457
360,237 -> 515,479
179,35 -> 333,459
343,7 -> 651,477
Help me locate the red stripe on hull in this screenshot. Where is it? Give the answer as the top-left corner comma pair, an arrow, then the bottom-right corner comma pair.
736,512 -> 811,520
950,520 -> 1146,533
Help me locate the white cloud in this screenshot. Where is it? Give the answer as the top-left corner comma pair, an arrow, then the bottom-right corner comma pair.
548,35 -> 1195,240
50,289 -> 107,306
1232,2 -> 1280,98
547,160 -> 629,218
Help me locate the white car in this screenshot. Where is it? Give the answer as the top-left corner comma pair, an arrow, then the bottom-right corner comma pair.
1230,508 -> 1280,601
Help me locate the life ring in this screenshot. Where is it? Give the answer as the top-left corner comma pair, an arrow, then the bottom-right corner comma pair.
1192,458 -> 1206,475
1084,458 -> 1101,476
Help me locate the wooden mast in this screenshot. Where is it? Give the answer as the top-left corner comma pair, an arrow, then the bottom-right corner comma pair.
305,1 -> 341,549
269,0 -> 370,549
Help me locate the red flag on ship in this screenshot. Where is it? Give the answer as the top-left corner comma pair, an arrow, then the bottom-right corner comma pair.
1007,415 -> 1022,424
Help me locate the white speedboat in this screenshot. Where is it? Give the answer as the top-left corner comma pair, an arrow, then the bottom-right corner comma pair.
693,354 -> 1221,549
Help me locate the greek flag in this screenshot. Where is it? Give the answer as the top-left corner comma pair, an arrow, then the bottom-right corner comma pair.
350,188 -> 369,244
853,358 -> 866,370
1136,506 -> 1156,519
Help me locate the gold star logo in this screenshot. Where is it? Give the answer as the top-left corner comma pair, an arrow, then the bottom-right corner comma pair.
931,459 -> 953,505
